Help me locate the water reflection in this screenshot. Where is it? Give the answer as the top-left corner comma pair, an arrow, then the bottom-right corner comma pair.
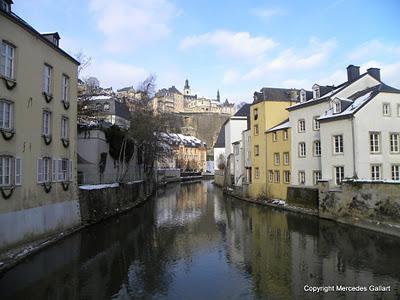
0,181 -> 399,299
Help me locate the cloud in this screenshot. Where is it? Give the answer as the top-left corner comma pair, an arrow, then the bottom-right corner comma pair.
243,38 -> 336,80
83,61 -> 149,89
251,7 -> 287,19
180,30 -> 277,59
223,69 -> 241,84
348,40 -> 400,61
361,60 -> 400,87
89,0 -> 178,53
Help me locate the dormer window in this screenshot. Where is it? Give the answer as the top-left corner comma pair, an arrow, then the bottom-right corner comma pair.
312,84 -> 320,99
332,99 -> 341,114
300,89 -> 306,103
0,0 -> 11,13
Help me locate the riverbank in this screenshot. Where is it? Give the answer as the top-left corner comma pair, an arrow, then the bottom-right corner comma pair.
223,187 -> 400,239
0,182 -> 153,275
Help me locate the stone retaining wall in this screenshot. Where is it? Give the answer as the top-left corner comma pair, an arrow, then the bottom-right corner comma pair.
287,186 -> 319,209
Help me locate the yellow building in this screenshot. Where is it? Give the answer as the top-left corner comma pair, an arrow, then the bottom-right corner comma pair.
265,120 -> 291,200
249,88 -> 301,198
0,2 -> 80,251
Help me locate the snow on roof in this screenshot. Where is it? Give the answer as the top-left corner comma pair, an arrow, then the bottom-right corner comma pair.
162,132 -> 206,147
318,91 -> 373,121
288,85 -> 345,109
266,120 -> 290,132
88,95 -> 113,101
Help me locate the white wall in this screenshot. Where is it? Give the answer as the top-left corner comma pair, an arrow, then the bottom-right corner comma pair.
225,117 -> 248,158
233,142 -> 242,186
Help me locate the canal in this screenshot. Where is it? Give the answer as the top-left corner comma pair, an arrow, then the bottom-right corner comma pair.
1,181 -> 400,299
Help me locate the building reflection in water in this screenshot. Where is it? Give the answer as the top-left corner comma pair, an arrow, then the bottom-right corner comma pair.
0,181 -> 400,299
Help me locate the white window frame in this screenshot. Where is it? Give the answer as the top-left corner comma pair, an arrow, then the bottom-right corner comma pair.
1,41 -> 15,79
383,103 -> 391,116
370,132 -> 381,153
255,167 -> 260,179
283,130 -> 288,140
298,171 -> 305,185
333,100 -> 341,114
0,155 -> 12,186
43,64 -> 53,94
313,116 -> 320,130
334,166 -> 344,185
371,164 -> 381,181
0,100 -> 13,130
284,171 -> 290,184
274,153 -> 280,166
37,157 -> 51,183
274,170 -> 280,183
313,171 -> 321,185
254,145 -> 259,156
272,132 -> 277,141
61,116 -> 69,140
392,164 -> 400,181
333,135 -> 344,154
299,142 -> 306,157
314,140 -> 321,156
298,119 -> 305,133
61,74 -> 70,103
283,152 -> 289,165
390,133 -> 400,153
42,110 -> 52,136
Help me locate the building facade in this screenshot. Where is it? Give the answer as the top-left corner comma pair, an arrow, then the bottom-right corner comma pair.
249,88 -> 302,198
288,65 -> 381,187
265,120 -> 291,200
0,3 -> 80,250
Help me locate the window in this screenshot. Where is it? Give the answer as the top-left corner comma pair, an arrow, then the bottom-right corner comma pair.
254,108 -> 258,120
57,159 -> 69,181
370,132 -> 380,153
268,170 -> 273,182
254,125 -> 259,135
299,142 -> 306,157
390,133 -> 399,153
300,90 -> 306,103
333,100 -> 341,114
0,156 -> 11,186
254,145 -> 259,156
283,130 -> 288,140
272,132 -> 277,141
0,41 -> 15,79
298,119 -> 305,132
383,103 -> 391,116
1,0 -> 11,12
283,152 -> 289,165
371,165 -> 381,181
274,153 -> 280,165
255,167 -> 260,179
37,157 -> 51,183
62,74 -> 70,102
392,165 -> 400,181
334,166 -> 344,185
284,171 -> 290,184
15,157 -> 22,186
298,171 -> 305,185
274,170 -> 280,183
0,100 -> 13,130
313,171 -> 321,185
43,64 -> 52,94
61,116 -> 69,140
104,103 -> 110,111
333,135 -> 343,154
313,85 -> 320,99
314,140 -> 321,156
313,116 -> 320,130
42,111 -> 52,136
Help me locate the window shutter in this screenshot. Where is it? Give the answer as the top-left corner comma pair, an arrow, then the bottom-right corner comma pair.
0,43 -> 5,76
15,157 -> 22,185
37,158 -> 43,183
69,160 -> 73,181
58,159 -> 62,181
52,159 -> 57,182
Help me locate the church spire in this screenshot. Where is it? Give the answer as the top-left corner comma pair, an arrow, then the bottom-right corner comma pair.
217,89 -> 220,102
184,79 -> 190,89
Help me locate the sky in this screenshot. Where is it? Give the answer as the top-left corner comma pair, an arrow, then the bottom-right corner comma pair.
13,0 -> 400,103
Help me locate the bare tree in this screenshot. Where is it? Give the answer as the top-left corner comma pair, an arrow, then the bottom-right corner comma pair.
75,51 -> 92,77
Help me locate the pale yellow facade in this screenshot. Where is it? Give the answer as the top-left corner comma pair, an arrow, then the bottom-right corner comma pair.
0,7 -> 80,250
249,101 -> 296,198
265,127 -> 291,200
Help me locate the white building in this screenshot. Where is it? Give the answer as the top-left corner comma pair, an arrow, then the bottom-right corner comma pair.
288,65 -> 381,186
318,82 -> 400,185
224,104 -> 250,159
232,141 -> 242,186
213,125 -> 225,170
242,129 -> 252,184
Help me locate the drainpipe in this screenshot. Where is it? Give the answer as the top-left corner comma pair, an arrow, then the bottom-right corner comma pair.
351,116 -> 357,178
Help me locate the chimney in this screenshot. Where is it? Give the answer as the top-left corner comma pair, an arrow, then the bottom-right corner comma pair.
289,89 -> 298,101
367,67 -> 381,81
346,65 -> 360,82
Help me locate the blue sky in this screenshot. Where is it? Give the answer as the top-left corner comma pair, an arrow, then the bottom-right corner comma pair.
14,0 -> 400,103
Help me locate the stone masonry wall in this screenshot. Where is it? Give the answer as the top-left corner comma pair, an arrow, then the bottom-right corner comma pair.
287,186 -> 319,209
319,180 -> 400,225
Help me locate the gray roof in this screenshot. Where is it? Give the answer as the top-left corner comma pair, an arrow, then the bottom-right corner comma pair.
156,86 -> 182,97
253,87 -> 310,104
214,125 -> 225,148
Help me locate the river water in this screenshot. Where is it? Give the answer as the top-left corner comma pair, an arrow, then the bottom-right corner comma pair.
1,181 -> 400,299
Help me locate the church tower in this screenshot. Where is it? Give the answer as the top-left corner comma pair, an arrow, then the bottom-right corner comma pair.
216,89 -> 220,102
183,79 -> 191,95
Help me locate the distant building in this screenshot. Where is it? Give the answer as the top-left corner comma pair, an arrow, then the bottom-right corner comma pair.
0,2 -> 80,250
213,125 -> 226,170
151,86 -> 185,113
